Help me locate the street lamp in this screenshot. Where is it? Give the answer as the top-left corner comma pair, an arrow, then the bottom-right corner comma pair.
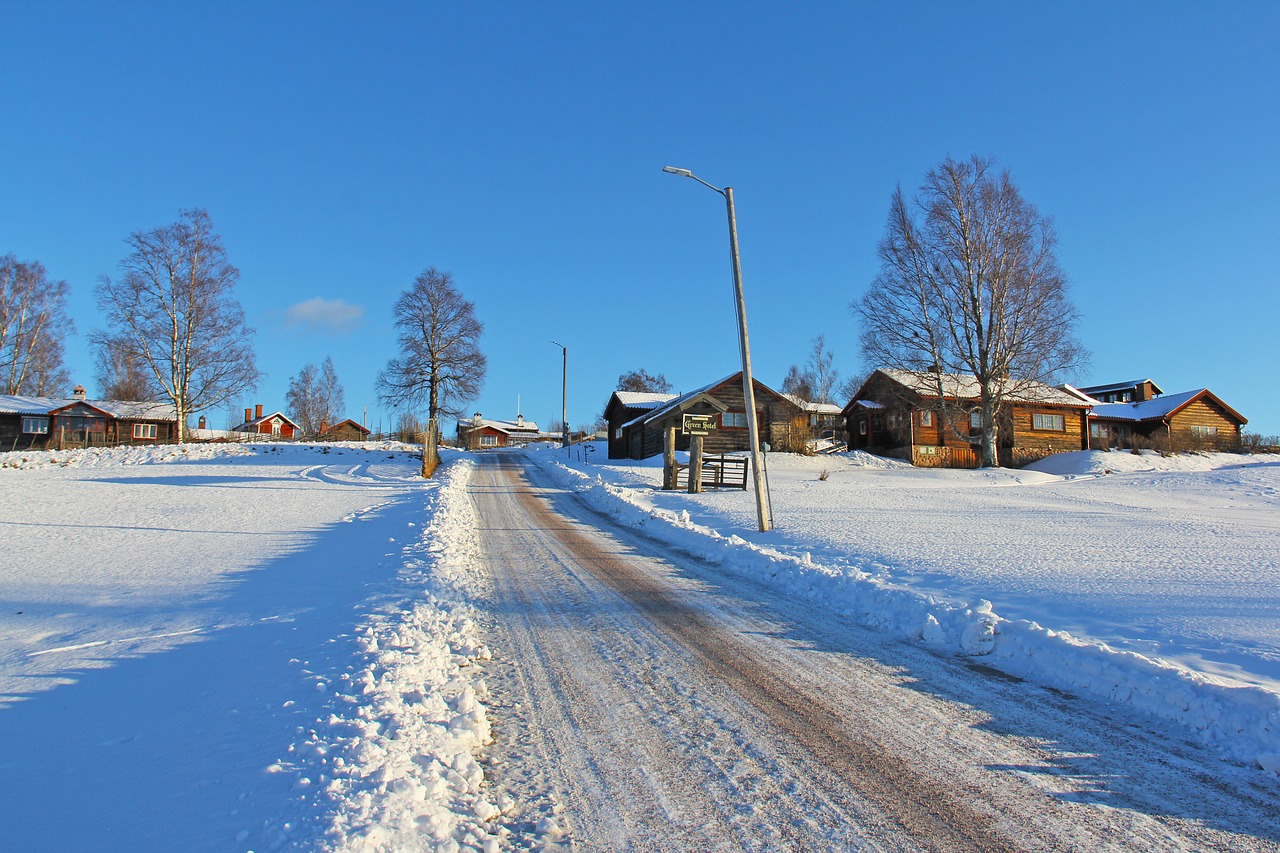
662,165 -> 773,532
550,340 -> 568,449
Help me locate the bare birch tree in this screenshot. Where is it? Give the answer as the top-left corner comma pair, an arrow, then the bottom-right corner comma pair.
376,267 -> 486,424
285,356 -> 346,435
853,156 -> 1085,466
95,209 -> 261,442
0,255 -> 74,396
92,332 -> 160,400
781,336 -> 841,404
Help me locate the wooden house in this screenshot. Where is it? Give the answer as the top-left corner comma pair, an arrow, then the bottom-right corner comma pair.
784,395 -> 845,441
456,412 -> 541,449
0,386 -> 178,450
842,369 -> 1090,468
616,372 -> 803,460
1088,388 -> 1245,451
604,390 -> 678,459
232,404 -> 300,439
318,418 -> 371,441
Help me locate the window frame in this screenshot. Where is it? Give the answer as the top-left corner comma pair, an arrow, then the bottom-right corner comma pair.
1032,412 -> 1066,432
22,416 -> 50,434
721,411 -> 749,430
132,423 -> 158,440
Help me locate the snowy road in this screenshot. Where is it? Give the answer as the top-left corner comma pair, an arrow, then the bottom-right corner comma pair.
471,453 -> 1280,851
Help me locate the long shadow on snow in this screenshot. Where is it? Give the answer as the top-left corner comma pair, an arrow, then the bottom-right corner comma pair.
0,481 -> 431,853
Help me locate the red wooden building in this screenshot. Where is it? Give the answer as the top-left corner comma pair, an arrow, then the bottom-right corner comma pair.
232,404 -> 300,439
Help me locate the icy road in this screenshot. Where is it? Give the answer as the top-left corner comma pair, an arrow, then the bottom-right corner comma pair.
473,453 -> 1280,851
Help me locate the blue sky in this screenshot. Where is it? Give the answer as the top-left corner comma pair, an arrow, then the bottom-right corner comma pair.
3,2 -> 1278,435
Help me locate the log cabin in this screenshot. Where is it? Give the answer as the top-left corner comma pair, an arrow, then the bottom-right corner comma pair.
604,391 -> 678,459
616,372 -> 803,460
1087,388 -> 1246,451
0,386 -> 178,450
842,369 -> 1090,468
318,418 -> 371,441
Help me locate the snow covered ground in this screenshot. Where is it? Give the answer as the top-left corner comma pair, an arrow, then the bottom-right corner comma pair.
3,439 -> 1278,851
0,442 -> 501,852
526,442 -> 1280,772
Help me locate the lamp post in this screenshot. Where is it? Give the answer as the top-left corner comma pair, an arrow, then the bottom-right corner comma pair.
662,166 -> 773,532
550,340 -> 568,448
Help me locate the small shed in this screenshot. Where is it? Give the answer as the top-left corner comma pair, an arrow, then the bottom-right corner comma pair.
319,418 -> 371,441
603,391 -> 678,459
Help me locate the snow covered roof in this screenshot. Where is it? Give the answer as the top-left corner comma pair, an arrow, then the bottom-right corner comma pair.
1057,384 -> 1103,405
611,391 -> 679,409
783,394 -> 844,415
1089,388 -> 1245,424
472,417 -> 539,434
626,373 -> 738,429
0,394 -> 177,421
0,395 -> 72,415
875,369 -> 1088,407
81,400 -> 179,421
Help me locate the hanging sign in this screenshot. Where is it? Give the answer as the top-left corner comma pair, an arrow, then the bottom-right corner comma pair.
682,414 -> 718,436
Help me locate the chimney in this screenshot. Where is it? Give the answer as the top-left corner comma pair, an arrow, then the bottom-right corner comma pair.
198,415 -> 207,430
245,407 -> 253,424
473,412 -> 482,427
73,384 -> 87,401
320,419 -> 328,434
516,413 -> 524,427
255,404 -> 263,419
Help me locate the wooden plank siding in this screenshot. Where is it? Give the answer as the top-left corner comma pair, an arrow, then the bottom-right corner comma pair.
1168,399 -> 1242,450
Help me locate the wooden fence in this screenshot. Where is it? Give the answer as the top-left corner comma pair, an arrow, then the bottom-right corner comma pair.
677,454 -> 749,490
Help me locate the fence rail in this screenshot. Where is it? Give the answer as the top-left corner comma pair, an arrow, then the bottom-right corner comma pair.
677,453 -> 749,490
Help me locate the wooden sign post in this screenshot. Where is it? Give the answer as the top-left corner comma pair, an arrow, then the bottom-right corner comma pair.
662,425 -> 678,490
688,434 -> 704,493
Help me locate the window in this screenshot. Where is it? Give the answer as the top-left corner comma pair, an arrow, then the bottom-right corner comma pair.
271,420 -> 282,436
132,423 -> 157,440
1191,425 -> 1218,438
722,412 -> 748,429
1121,392 -> 1131,402
1032,413 -> 1065,431
858,418 -> 867,436
614,427 -> 623,440
1090,423 -> 1105,438
969,412 -> 982,430
479,434 -> 498,447
919,410 -> 933,427
22,417 -> 49,434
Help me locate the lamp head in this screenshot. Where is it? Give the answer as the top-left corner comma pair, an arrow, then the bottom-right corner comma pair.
662,166 -> 694,178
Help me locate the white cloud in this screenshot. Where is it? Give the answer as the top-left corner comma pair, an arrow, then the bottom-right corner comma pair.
284,297 -> 364,333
